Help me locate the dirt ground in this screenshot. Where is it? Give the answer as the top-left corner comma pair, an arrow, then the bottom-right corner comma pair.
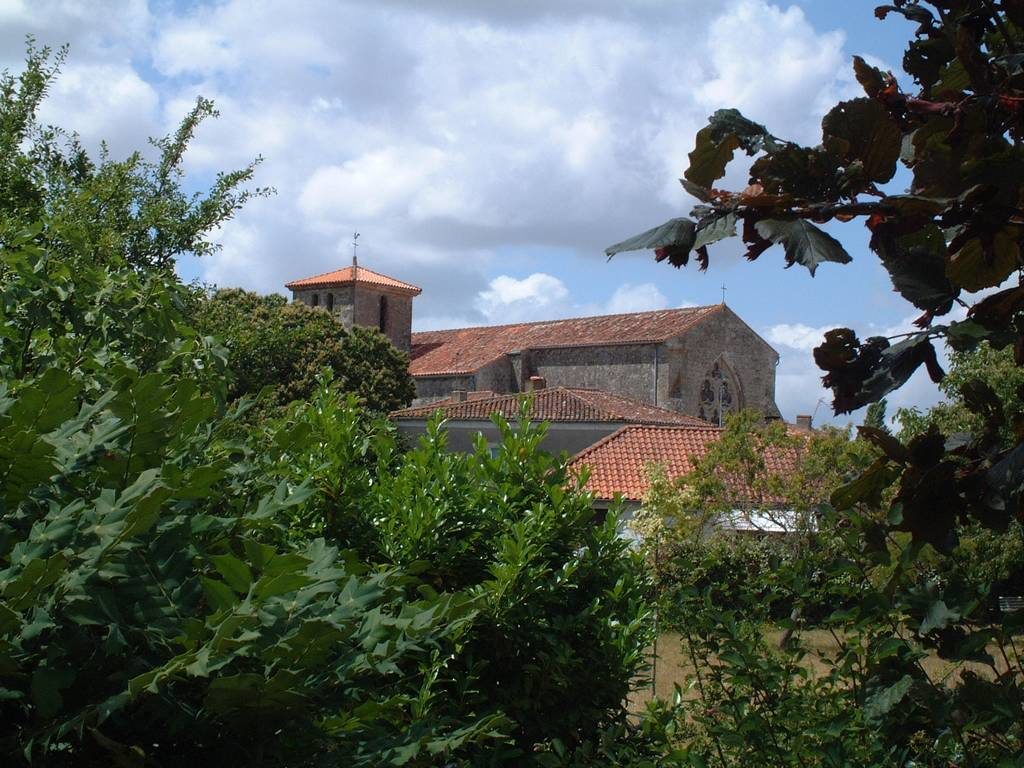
631,628 -> 1022,707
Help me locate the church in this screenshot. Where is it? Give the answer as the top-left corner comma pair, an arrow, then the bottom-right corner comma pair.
285,262 -> 782,424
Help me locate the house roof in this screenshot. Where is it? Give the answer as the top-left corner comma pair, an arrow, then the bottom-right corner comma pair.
409,305 -> 724,377
285,265 -> 422,296
569,424 -> 803,502
390,387 -> 712,426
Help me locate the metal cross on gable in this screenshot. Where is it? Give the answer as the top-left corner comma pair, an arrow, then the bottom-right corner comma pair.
721,284 -> 727,304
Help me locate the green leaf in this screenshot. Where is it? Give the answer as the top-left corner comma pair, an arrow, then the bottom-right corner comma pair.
254,572 -> 312,600
753,219 -> 853,276
202,577 -> 238,611
822,98 -> 901,183
870,223 -> 958,314
692,213 -> 738,251
864,675 -> 913,721
6,368 -> 82,433
210,554 -> 253,595
685,109 -> 780,188
680,178 -> 713,202
686,127 -> 741,189
947,232 -> 1021,293
852,55 -> 886,98
604,218 -> 696,258
831,458 -> 902,511
31,666 -> 75,719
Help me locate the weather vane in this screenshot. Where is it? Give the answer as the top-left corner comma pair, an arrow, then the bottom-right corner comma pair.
352,232 -> 360,267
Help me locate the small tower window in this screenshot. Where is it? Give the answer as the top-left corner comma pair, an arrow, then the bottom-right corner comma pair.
379,295 -> 388,332
326,293 -> 334,311
311,293 -> 319,307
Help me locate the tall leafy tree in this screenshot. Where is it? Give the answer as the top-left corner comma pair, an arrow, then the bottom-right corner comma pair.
0,40 -> 271,271
898,341 -> 1024,447
189,288 -> 416,413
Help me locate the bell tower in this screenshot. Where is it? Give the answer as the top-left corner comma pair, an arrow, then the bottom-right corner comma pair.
284,255 -> 421,353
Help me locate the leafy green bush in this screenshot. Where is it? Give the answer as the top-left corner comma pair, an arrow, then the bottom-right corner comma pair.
252,392 -> 656,755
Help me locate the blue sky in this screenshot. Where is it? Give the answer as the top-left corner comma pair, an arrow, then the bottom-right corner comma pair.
1,0 -> 951,424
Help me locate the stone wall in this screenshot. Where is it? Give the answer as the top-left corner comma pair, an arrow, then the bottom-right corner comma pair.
351,286 -> 414,352
475,357 -> 515,394
394,419 -> 621,455
668,306 -> 780,419
408,305 -> 781,419
528,343 -> 658,405
412,374 -> 476,405
290,285 -> 414,352
292,285 -> 355,327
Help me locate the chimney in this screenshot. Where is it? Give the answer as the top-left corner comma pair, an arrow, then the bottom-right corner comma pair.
795,414 -> 813,430
528,375 -> 546,392
451,390 -> 468,402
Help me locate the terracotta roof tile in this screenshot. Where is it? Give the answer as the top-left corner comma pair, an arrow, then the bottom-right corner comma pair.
569,425 -> 803,502
285,266 -> 422,296
409,305 -> 723,377
391,387 -> 712,426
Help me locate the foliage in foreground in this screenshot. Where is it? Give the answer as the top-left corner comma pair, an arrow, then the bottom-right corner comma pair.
610,2 -> 1024,763
0,46 -> 656,766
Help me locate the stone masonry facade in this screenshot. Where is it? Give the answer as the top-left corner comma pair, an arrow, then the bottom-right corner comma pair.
409,306 -> 781,422
292,284 -> 415,353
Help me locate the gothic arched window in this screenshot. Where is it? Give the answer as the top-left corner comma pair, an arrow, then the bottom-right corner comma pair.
326,292 -> 335,311
311,293 -> 319,307
379,295 -> 388,332
698,360 -> 739,426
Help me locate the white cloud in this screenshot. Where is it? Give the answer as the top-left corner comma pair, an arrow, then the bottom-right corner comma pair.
606,282 -> 670,314
474,272 -> 569,323
34,62 -> 159,158
153,26 -> 238,77
5,0 -> 865,309
299,146 -> 448,223
766,322 -> 836,352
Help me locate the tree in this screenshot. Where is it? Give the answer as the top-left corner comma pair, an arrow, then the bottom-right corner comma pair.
0,39 -> 271,271
897,341 -> 1024,447
863,398 -> 889,431
608,2 -> 1024,762
608,0 -> 1022,554
637,410 -> 875,540
188,288 -> 416,413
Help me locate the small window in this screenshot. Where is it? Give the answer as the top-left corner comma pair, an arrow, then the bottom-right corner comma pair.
311,293 -> 319,307
379,295 -> 388,332
326,292 -> 335,311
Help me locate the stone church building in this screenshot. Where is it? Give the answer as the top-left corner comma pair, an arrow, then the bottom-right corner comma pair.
285,263 -> 781,424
